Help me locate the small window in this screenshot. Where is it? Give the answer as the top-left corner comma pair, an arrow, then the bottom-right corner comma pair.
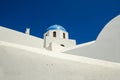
63,33 -> 65,39
53,31 -> 56,37
46,34 -> 48,36
60,44 -> 65,47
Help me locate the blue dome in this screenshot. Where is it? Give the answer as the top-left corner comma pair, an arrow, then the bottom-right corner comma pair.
47,25 -> 66,31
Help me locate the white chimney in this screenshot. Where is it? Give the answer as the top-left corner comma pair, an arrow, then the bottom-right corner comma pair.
25,28 -> 30,35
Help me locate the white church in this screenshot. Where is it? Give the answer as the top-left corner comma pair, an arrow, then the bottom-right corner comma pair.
43,24 -> 76,51
0,15 -> 120,80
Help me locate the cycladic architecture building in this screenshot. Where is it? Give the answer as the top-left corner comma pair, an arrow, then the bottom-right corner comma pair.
44,24 -> 76,51
0,15 -> 120,80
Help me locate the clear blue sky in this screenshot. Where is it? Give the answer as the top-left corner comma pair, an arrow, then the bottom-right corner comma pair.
0,0 -> 120,44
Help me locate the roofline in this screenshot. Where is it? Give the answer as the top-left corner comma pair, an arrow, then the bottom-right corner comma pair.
62,40 -> 96,52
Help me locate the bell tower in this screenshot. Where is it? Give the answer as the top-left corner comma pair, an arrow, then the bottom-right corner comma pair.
44,24 -> 76,52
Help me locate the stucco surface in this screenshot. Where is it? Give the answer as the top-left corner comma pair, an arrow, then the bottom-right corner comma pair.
0,26 -> 44,49
0,42 -> 120,80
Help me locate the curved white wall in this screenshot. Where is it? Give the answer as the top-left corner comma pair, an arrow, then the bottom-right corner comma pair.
64,15 -> 120,63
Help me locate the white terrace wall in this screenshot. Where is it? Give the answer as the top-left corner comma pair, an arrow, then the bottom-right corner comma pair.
0,26 -> 44,48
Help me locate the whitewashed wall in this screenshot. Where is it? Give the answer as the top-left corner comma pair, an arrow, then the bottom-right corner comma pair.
0,42 -> 120,80
0,26 -> 44,48
64,15 -> 120,63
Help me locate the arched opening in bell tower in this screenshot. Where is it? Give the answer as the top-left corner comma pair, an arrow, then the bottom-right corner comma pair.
63,33 -> 65,39
53,31 -> 56,37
